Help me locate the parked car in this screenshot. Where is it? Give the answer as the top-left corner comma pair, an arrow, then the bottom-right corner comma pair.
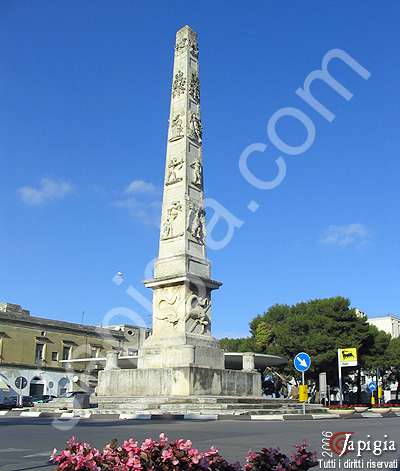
31,395 -> 57,404
0,396 -> 34,409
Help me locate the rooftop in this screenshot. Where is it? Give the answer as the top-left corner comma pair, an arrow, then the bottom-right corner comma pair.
0,302 -> 148,339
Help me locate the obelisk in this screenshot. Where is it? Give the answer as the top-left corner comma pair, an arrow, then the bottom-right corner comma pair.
139,25 -> 224,371
97,26 -> 261,397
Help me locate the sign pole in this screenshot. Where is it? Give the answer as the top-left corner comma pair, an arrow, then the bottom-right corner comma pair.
293,352 -> 311,413
338,349 -> 343,405
376,368 -> 382,404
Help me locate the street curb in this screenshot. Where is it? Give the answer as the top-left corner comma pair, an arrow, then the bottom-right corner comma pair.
150,414 -> 185,420
1,410 -> 399,421
19,411 -> 42,417
312,414 -> 340,419
120,414 -> 152,420
184,414 -> 218,420
251,414 -> 284,421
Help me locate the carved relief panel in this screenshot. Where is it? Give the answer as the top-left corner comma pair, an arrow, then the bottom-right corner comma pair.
188,112 -> 202,143
161,200 -> 183,240
175,30 -> 199,58
154,285 -> 183,329
169,112 -> 185,142
166,156 -> 184,186
190,158 -> 203,188
185,284 -> 211,336
172,70 -> 186,98
189,72 -> 200,103
187,198 -> 206,245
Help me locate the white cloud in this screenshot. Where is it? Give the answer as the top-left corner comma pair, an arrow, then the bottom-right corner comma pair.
115,179 -> 161,226
125,179 -> 158,195
18,178 -> 74,206
321,223 -> 370,247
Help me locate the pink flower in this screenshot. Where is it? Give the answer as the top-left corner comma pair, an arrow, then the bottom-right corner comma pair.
188,447 -> 201,464
162,448 -> 174,461
141,438 -> 155,452
176,438 -> 193,451
127,455 -> 142,470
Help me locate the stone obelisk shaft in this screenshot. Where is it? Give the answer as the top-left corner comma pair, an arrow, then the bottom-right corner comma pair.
155,25 -> 209,280
142,26 -> 222,369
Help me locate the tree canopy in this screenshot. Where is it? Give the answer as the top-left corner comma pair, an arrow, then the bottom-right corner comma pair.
219,296 -> 395,388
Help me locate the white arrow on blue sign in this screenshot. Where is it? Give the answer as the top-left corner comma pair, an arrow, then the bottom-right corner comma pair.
368,382 -> 377,392
294,352 -> 311,372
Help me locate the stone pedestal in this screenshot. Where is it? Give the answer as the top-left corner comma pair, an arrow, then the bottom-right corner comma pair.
105,351 -> 120,370
137,333 -> 224,370
98,366 -> 261,397
242,353 -> 256,371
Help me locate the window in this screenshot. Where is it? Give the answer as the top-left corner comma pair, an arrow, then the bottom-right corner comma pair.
51,351 -> 59,361
62,346 -> 71,361
35,343 -> 44,362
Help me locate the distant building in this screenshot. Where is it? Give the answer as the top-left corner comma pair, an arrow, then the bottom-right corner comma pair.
0,302 -> 149,399
368,315 -> 400,338
355,308 -> 367,318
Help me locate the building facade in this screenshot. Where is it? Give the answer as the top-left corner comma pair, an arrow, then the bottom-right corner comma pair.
0,302 -> 149,400
368,315 -> 400,338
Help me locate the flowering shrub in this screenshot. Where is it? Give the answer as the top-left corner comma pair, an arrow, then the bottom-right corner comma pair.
50,434 -> 317,471
328,405 -> 354,410
51,437 -> 102,471
245,443 -> 317,471
370,404 -> 392,408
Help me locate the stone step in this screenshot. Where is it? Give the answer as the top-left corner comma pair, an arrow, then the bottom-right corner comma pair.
92,405 -> 328,415
98,403 -> 289,410
96,396 -> 298,405
96,400 -> 324,410
98,397 -> 301,408
32,404 -> 329,416
95,408 -> 327,416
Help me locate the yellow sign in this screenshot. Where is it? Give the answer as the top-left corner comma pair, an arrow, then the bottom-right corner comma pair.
299,384 -> 308,402
338,348 -> 358,367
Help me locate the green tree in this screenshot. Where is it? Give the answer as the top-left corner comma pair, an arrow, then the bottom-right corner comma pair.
254,321 -> 273,352
386,337 -> 400,400
218,337 -> 255,352
220,297 -> 392,397
256,297 -> 374,383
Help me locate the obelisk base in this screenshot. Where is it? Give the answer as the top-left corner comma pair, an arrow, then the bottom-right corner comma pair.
97,366 -> 261,397
137,334 -> 225,369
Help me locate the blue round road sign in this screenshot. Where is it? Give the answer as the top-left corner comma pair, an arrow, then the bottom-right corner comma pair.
15,376 -> 27,390
294,352 -> 311,372
368,382 -> 377,392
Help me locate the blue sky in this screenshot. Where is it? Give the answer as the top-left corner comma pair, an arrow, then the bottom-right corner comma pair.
1,1 -> 399,337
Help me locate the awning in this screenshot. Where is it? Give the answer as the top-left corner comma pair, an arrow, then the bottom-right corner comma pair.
224,352 -> 287,370
0,375 -> 10,391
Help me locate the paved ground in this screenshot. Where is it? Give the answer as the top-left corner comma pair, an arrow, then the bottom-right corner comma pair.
0,417 -> 399,471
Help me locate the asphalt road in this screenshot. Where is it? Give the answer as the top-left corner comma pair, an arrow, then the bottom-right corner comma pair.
0,417 -> 399,471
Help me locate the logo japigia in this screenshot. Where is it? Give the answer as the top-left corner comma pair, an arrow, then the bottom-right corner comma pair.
329,432 -> 397,457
